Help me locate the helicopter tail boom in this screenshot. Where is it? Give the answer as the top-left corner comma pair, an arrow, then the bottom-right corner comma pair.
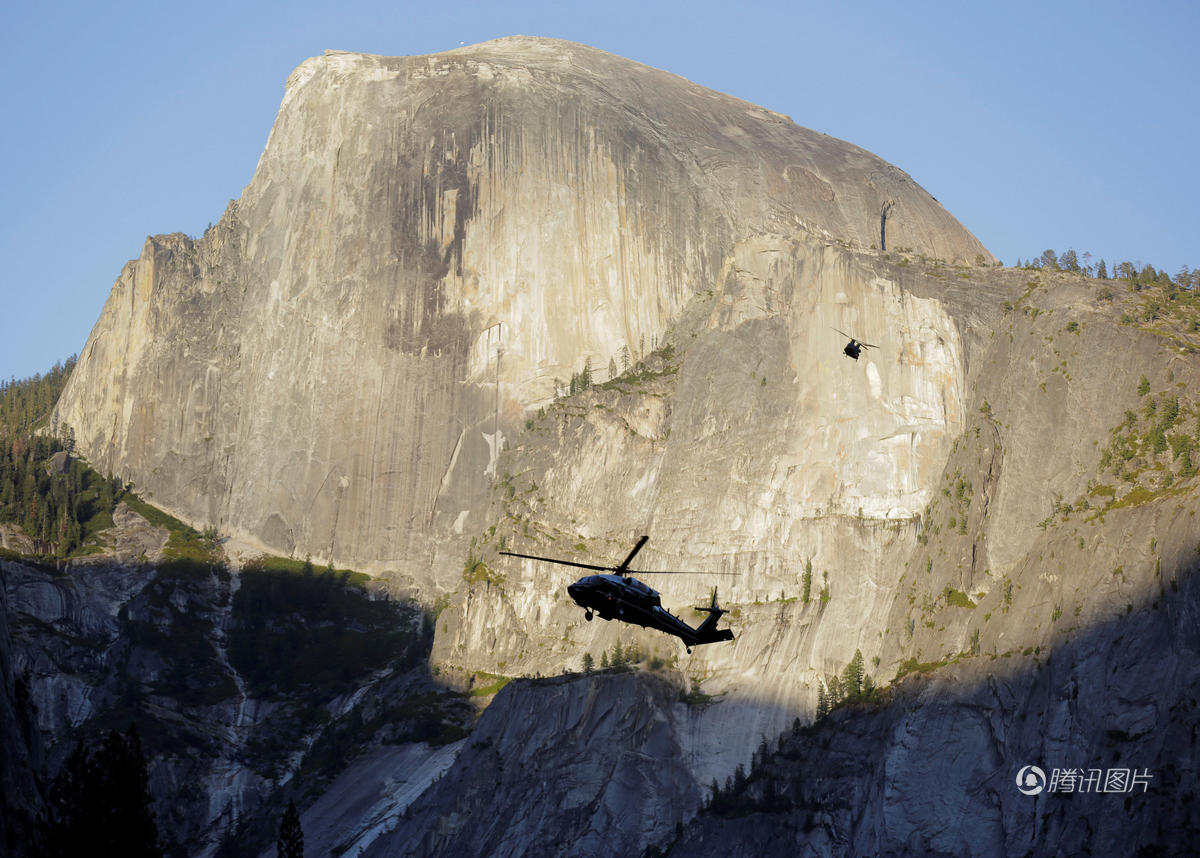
687,588 -> 734,644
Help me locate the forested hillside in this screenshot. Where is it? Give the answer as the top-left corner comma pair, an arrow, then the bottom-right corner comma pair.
0,357 -> 75,437
0,356 -> 129,558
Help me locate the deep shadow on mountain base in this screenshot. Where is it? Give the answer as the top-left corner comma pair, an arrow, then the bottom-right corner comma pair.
664,564 -> 1200,857
362,555 -> 1199,858
279,546 -> 1200,858
0,558 -> 42,855
5,546 -> 1199,857
0,554 -> 473,858
359,669 -> 729,858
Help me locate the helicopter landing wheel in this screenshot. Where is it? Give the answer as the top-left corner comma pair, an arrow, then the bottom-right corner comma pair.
585,610 -> 593,621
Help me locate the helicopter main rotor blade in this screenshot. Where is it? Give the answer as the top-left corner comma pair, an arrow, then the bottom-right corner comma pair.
833,326 -> 878,348
616,535 -> 650,573
499,550 -> 615,572
630,569 -> 739,576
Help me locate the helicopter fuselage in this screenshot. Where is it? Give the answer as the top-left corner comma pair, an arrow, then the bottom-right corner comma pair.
567,573 -> 732,650
500,536 -> 734,651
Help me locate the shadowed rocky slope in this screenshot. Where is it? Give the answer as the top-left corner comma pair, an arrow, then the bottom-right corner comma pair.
671,564 -> 1200,857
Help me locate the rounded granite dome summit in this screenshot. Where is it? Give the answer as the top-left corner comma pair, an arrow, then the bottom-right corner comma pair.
285,36 -> 991,265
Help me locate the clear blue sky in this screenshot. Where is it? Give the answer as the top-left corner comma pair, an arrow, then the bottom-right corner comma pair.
2,0 -> 1196,381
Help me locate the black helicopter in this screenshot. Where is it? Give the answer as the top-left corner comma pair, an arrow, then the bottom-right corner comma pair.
833,327 -> 878,361
500,535 -> 734,653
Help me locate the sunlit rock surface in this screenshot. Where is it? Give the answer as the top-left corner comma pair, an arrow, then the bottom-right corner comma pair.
54,36 -> 989,591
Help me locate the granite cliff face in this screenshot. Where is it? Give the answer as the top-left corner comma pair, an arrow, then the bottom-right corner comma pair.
54,36 -> 990,590
38,35 -> 1200,856
432,252 -> 1200,786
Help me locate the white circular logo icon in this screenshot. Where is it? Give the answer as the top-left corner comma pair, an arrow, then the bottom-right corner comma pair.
1016,765 -> 1046,795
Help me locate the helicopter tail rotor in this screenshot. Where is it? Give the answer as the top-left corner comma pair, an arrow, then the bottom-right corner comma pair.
693,586 -> 726,616
691,587 -> 733,643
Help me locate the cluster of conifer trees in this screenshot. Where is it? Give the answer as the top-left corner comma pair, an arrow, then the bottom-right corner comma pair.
815,648 -> 882,718
1017,249 -> 1197,289
703,733 -> 790,818
0,434 -> 122,557
0,357 -> 130,558
35,723 -> 306,857
580,640 -> 649,673
38,725 -> 163,857
0,357 -> 75,436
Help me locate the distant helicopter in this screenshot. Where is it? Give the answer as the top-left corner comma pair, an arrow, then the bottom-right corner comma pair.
500,535 -> 734,653
833,328 -> 878,361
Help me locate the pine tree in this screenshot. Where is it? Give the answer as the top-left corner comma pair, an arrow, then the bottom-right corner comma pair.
827,674 -> 843,706
1180,449 -> 1196,479
42,741 -> 96,857
581,652 -> 595,673
98,725 -> 161,857
843,649 -> 865,699
801,559 -> 812,603
278,800 -> 304,858
733,763 -> 747,792
755,735 -> 771,770
816,683 -> 828,718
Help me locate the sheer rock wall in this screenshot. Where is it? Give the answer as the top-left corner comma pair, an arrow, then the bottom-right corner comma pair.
54,37 -> 990,594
